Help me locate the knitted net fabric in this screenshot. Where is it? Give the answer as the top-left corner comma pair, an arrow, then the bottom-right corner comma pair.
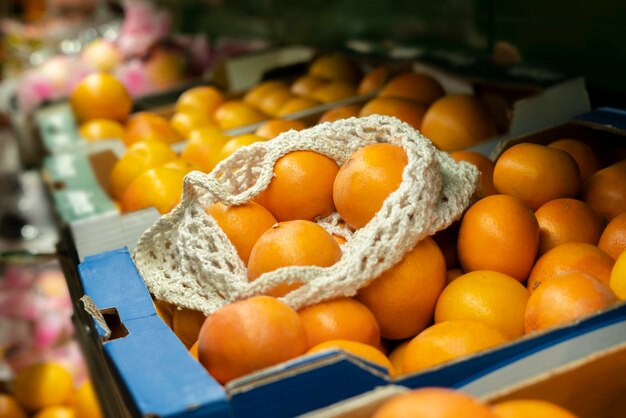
133,115 -> 479,314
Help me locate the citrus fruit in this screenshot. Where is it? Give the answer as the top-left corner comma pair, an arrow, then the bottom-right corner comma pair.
175,85 -> 225,116
13,363 -> 73,411
388,340 -> 410,375
379,72 -> 445,105
493,143 -> 581,210
290,75 -> 327,97
527,242 -> 614,292
172,308 -> 207,348
372,387 -> 498,418
153,299 -> 173,328
446,268 -> 464,284
170,110 -> 215,138
276,97 -> 321,116
306,340 -> 394,375
492,399 -> 579,418
0,394 -> 27,418
308,54 -> 361,83
217,134 -> 267,162
548,138 -> 601,182
598,212 -> 626,259
243,81 -> 288,108
457,194 -> 539,282
197,295 -> 307,384
78,119 -> 125,141
73,381 -> 103,418
205,201 -> 277,265
254,119 -> 306,140
162,158 -> 199,174
333,143 -> 407,229
310,81 -> 357,103
298,297 -> 380,348
524,272 -> 617,333
247,220 -> 342,296
189,341 -> 199,360
434,270 -> 529,339
120,166 -> 185,214
258,88 -> 295,116
535,198 -> 604,255
123,112 -> 183,146
180,126 -> 231,172
80,39 -> 122,72
356,237 -> 446,339
255,150 -> 339,221
70,72 -> 131,123
32,407 -> 75,418
582,160 -> 626,222
357,66 -> 387,96
318,104 -> 362,124
609,250 -> 626,299
359,97 -> 427,130
420,94 -> 497,151
213,101 -> 267,130
450,150 -> 496,197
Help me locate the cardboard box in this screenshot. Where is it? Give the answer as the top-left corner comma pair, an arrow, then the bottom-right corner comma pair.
76,247 -> 626,418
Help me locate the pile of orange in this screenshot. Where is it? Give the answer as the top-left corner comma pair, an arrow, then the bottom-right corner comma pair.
0,363 -> 103,418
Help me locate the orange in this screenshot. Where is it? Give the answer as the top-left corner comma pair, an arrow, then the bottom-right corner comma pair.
379,72 -> 445,105
170,110 -> 215,138
73,381 -> 103,418
388,340 -> 410,375
120,166 -> 185,214
213,101 -> 267,130
70,72 -> 131,123
356,237 -> 446,339
609,250 -> 626,299
243,81 -> 288,108
548,138 -> 602,182
403,320 -> 508,373
247,220 -> 342,296
255,150 -> 339,221
180,126 -> 231,172
434,270 -> 529,339
446,268 -> 464,284
318,104 -> 362,124
0,394 -> 27,418
457,194 -> 539,282
123,112 -> 183,146
189,341 -> 199,360
582,160 -> 626,222
153,299 -> 173,328
258,88 -> 296,116
276,97 -> 321,116
217,134 -> 267,162
205,201 -> 277,264
306,340 -> 394,375
172,308 -> 206,348
357,66 -> 387,96
290,75 -> 327,97
372,387 -> 497,418
421,94 -> 497,151
78,119 -> 125,141
298,297 -> 380,348
13,363 -> 73,411
359,97 -> 427,130
333,143 -> 407,229
254,119 -> 306,140
527,242 -> 615,292
175,85 -> 225,116
197,295 -> 307,384
450,150 -> 496,197
310,81 -> 357,103
33,407 -> 75,418
308,54 -> 361,83
492,399 -> 579,418
524,272 -> 617,333
599,212 -> 626,259
493,143 -> 581,210
162,158 -> 199,174
535,198 -> 604,255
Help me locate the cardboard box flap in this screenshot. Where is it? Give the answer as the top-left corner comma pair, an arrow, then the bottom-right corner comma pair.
573,106 -> 626,134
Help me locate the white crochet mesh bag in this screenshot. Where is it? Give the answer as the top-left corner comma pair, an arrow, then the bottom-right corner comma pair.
133,115 -> 479,315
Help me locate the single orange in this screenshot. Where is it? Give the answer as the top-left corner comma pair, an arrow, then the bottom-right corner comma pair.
162,158 -> 199,175
32,407 -> 75,418
403,320 -> 508,373
308,54 -> 361,84
13,363 -> 73,411
290,75 -> 327,97
524,272 -> 617,333
357,66 -> 387,96
333,143 -> 407,229
217,134 -> 267,162
243,81 -> 288,108
598,211 -> 626,259
318,104 -> 362,124
0,394 -> 27,418
78,119 -> 125,141
120,166 -> 185,214
379,72 -> 445,105
197,295 -> 307,384
175,85 -> 225,116
170,110 -> 215,138
180,126 -> 231,172
457,194 -> 539,282
548,138 -> 602,182
356,237 -> 446,340
254,119 -> 307,140
582,160 -> 626,222
189,341 -> 199,360
359,97 -> 427,130
306,340 -> 394,375
527,242 -> 615,292
205,201 -> 277,265
70,72 -> 131,123
388,340 -> 410,375
73,381 -> 103,418
535,198 -> 604,255
372,387 -> 498,418
492,399 -> 579,418
420,94 -> 497,151
434,270 -> 529,339
493,143 -> 581,210
213,100 -> 267,130
450,150 -> 496,197
172,308 -> 207,348
609,250 -> 626,299
258,88 -> 296,116
247,220 -> 342,297
298,297 -> 380,348
310,81 -> 357,103
123,112 -> 183,146
255,150 -> 339,221
276,97 -> 321,116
